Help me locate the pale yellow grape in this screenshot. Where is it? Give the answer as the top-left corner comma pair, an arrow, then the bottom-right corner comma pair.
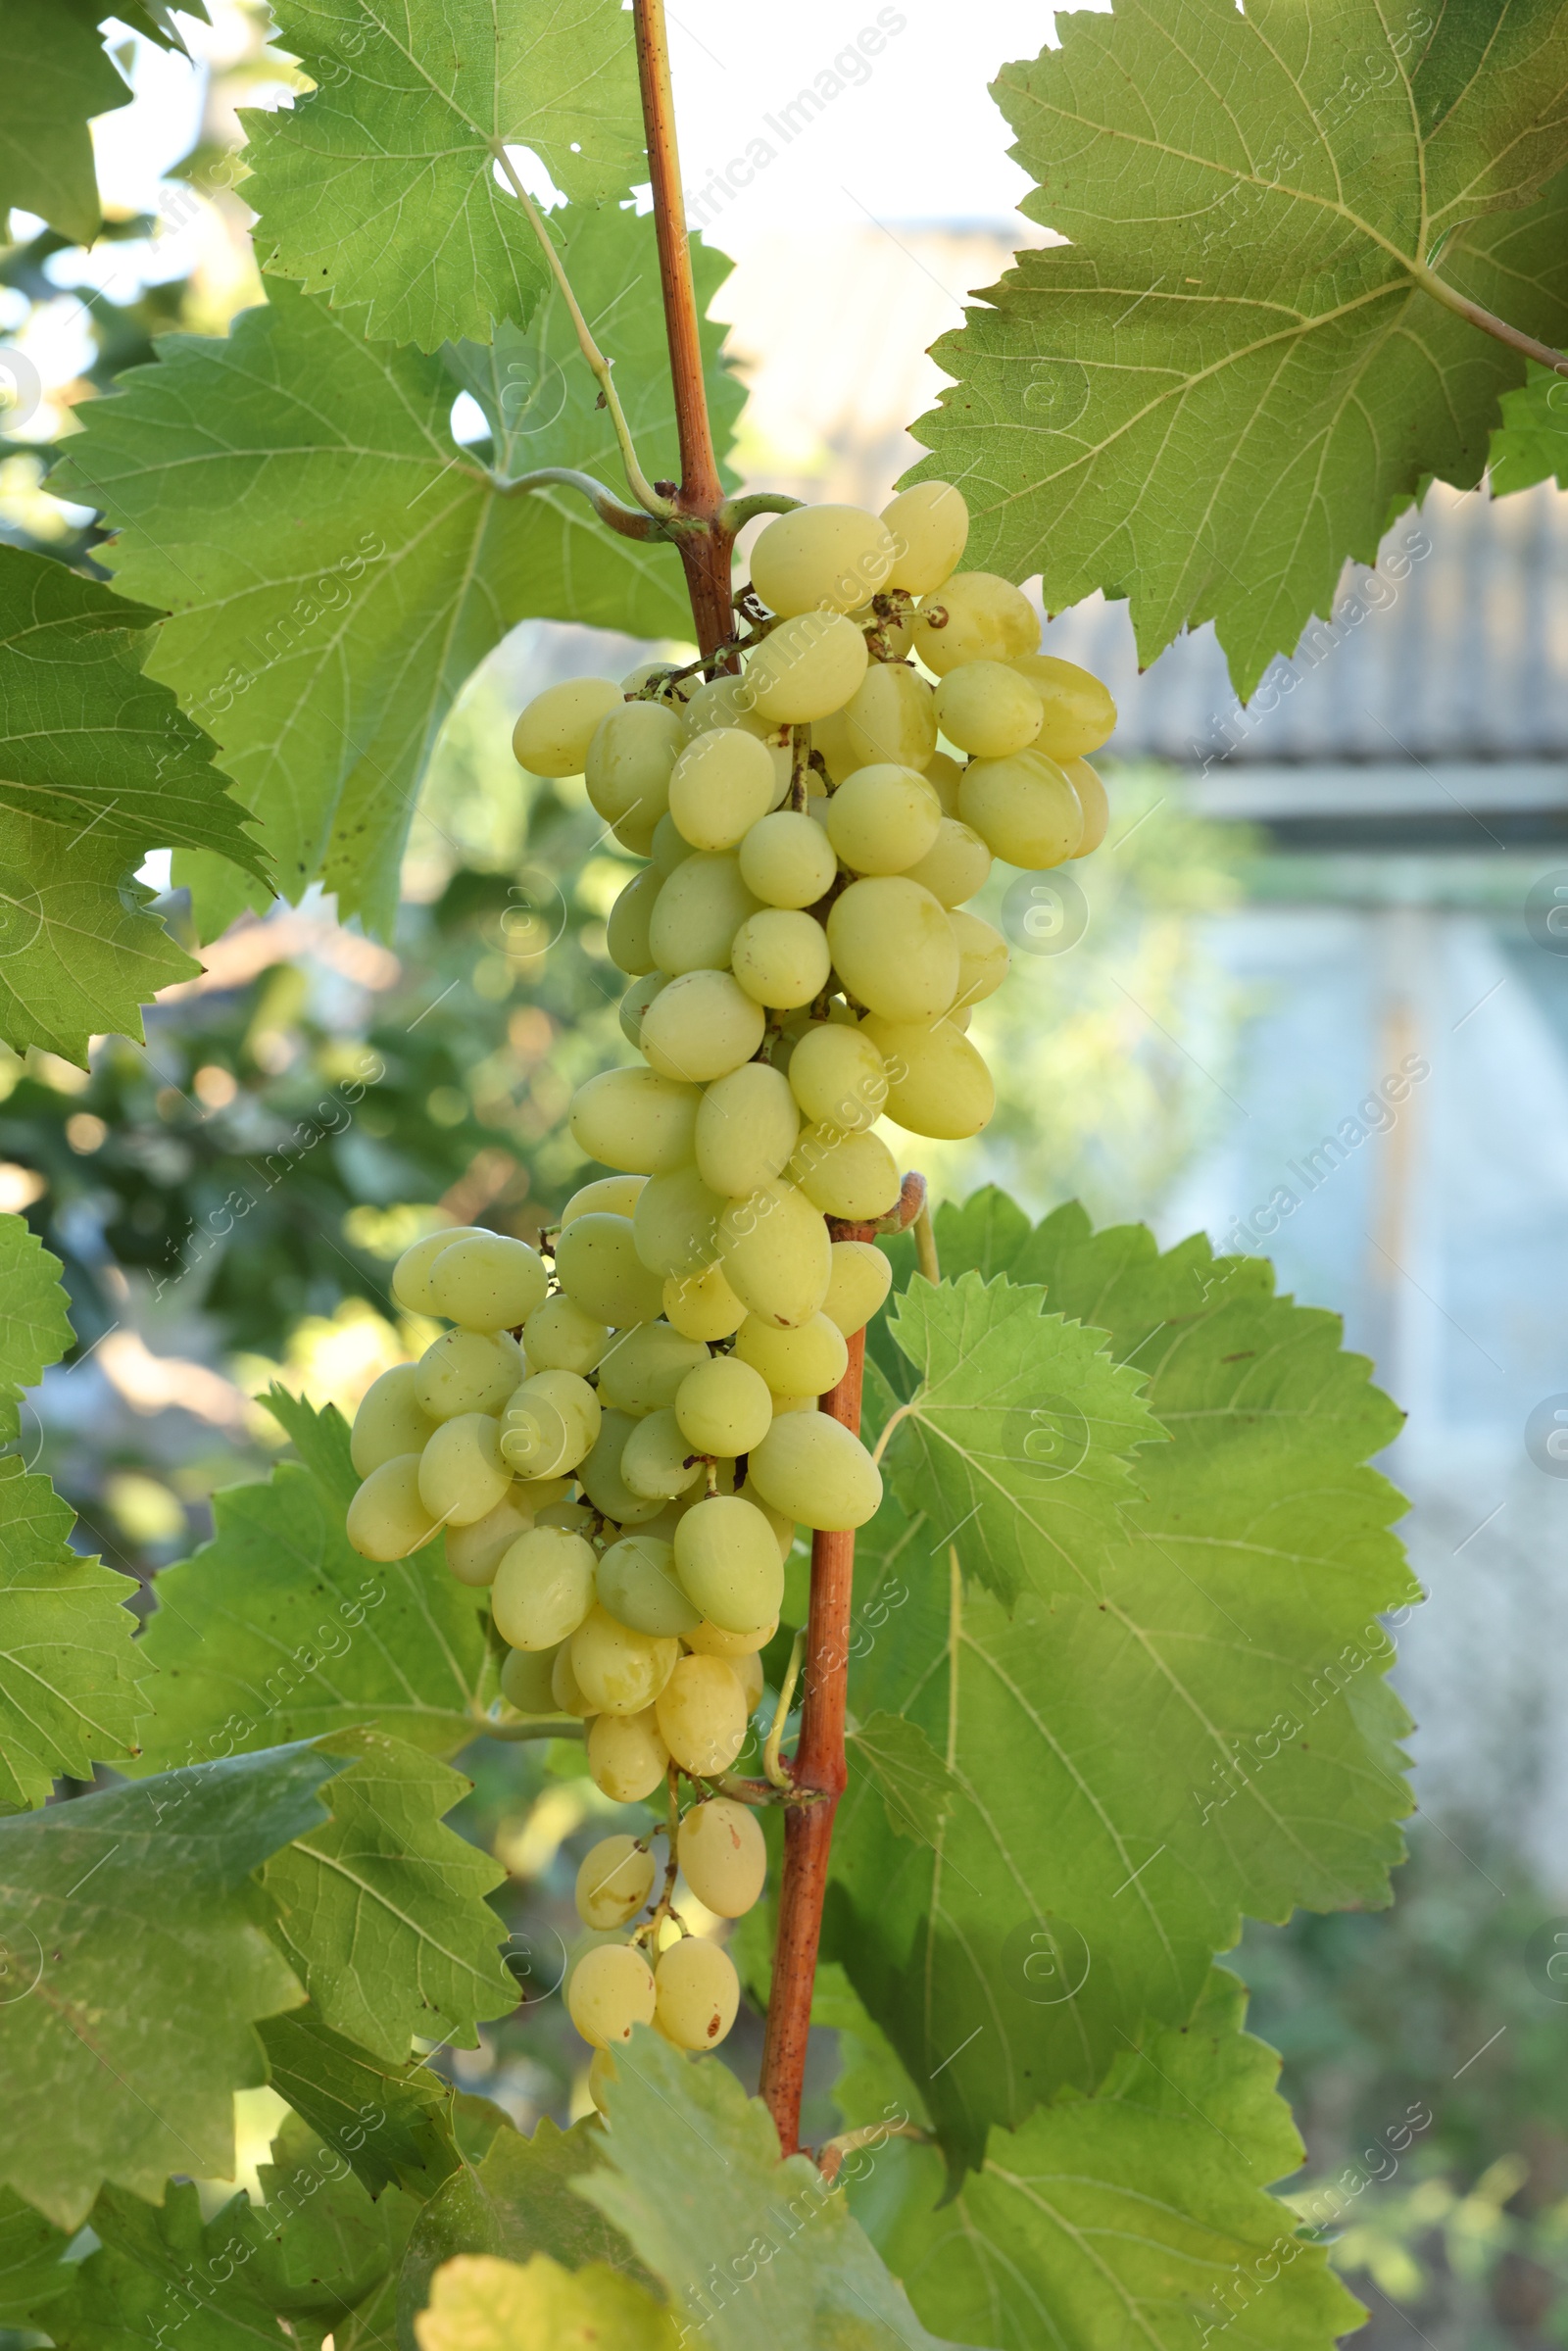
568,1068 -> 701,1177
415,1328 -> 522,1422
350,1364 -> 438,1478
685,1614 -> 776,1657
583,700 -> 683,832
904,816 -> 992,908
673,1495 -> 784,1636
587,2048 -> 617,2113
501,1368 -> 601,1478
391,1225 -> 483,1312
694,1061 -> 799,1201
746,612 -> 868,725
491,1526 -> 597,1649
736,809 -> 837,909
730,908 -> 831,1010
674,1353 -> 773,1458
651,810 -> 695,877
597,1322 -> 710,1415
554,1212 -> 665,1327
842,661 -> 937,772
663,1258 -> 747,1342
654,1937 -> 740,2051
640,969 -> 765,1084
881,480 -> 969,593
579,1410 -> 667,1526
923,752 -> 965,817
655,1652 -> 750,1775
750,503 -> 896,618
446,1488 -> 541,1588
512,677 -> 621,777
861,1014 -> 996,1140
682,673 -> 775,743
677,1798 -> 766,1918
1011,654 -> 1117,758
551,1641 -> 594,1717
826,877 -> 959,1024
631,1165 -> 723,1282
934,660 -> 1044,759
811,703 -> 860,786
959,749 -> 1083,868
618,971 -> 667,1050
785,1022 -> 888,1132
824,764 -> 942,875
739,1479 -> 798,1559
648,853 -> 760,976
718,1180 -> 832,1329
567,1942 -> 656,2048
619,1412 -> 705,1507
734,1312 -> 848,1397
735,1648 -> 765,1713
587,1708 -> 670,1804
523,1295 -> 611,1378
822,1238 -> 893,1336
668,730 -> 776,852
417,1411 -> 512,1526
537,1497 -> 597,1533
794,1123 -> 902,1219
575,1835 -> 656,1931
1062,757 -> 1109,855
564,1173 -> 649,1224
607,865 -> 662,977
499,1641 -> 564,1713
950,908 -> 1010,1007
346,1455 -> 440,1560
597,1530 -> 701,1635
769,1394 -> 817,1416
912,572 -> 1040,675
749,1412 -> 882,1531
426,1232 -> 549,1332
570,1605 -> 679,1716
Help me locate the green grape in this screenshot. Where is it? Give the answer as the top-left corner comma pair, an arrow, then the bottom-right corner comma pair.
648,852 -> 760,976
923,751 -> 965,816
736,808 -> 838,909
860,1013 -> 996,1140
491,1526 -> 597,1649
607,864 -> 662,977
587,1708 -> 671,1803
677,1798 -> 766,1918
500,1368 -> 601,1478
390,1224 -> 484,1312
346,1455 -> 440,1560
734,1310 -> 848,1398
350,1364 -> 439,1479
750,503 -> 897,618
933,658 -> 1044,759
738,1478 -> 796,1560
499,1641 -> 564,1714
912,572 -> 1040,674
583,700 -> 684,835
523,1295 -> 611,1377
568,1068 -> 703,1177
668,728 -> 778,851
784,1022 -> 888,1132
748,1411 -> 882,1531
811,702 -> 860,785
587,2047 -> 618,2114
682,673 -> 777,743
662,1258 -> 747,1343
566,1942 -> 657,2048
881,480 -> 969,594
672,1495 -> 785,1637
618,970 -> 668,1050
446,1488 -> 539,1588
554,1212 -> 666,1328
569,1604 -> 680,1716
414,1328 -> 523,1421
958,748 -> 1084,868
1011,654 -> 1117,758
417,1411 -> 513,1526
631,1165 -> 724,1282
822,1238 -> 892,1336
694,1061 -> 800,1199
618,1411 -> 705,1506
579,1409 -> 669,1526
640,968 -> 766,1084
824,763 -> 943,876
596,1321 -> 710,1415
512,676 -> 622,777
654,1936 -> 740,2050
551,1639 -> 595,1717
575,1834 -> 657,1930
1063,756 -> 1109,854
425,1233 -> 549,1332
537,1496 -> 597,1533
651,809 -> 696,876
564,1173 -> 649,1224
904,815 -> 992,907
735,1648 -> 766,1713
655,1653 -> 750,1776
792,1124 -> 902,1220
717,1179 -> 832,1329
950,908 -> 1010,1008
843,661 -> 937,772
674,1354 -> 774,1458
825,876 -> 959,1024
597,1531 -> 702,1634
685,1612 -> 776,1657
730,908 -> 831,1009
745,611 -> 869,725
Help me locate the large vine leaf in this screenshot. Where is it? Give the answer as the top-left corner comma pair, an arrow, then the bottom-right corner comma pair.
244,0 -> 646,351
1490,358 -> 1568,490
416,2254 -> 677,2351
52,205 -> 741,942
259,2005 -> 499,2199
832,1199 -> 1416,2175
126,1393 -> 498,1773
0,1742 -> 346,2229
0,1 -> 126,245
0,1209 -> 71,1445
910,0 -> 1568,698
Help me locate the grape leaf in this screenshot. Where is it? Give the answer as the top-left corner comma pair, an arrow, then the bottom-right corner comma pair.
1490,359 -> 1568,491
126,1394 -> 499,1772
244,0 -> 645,351
0,810 -> 199,1065
910,0 -> 1568,697
258,2005 -> 495,2198
0,2188 -> 74,2324
110,2 -> 214,56
0,0 -> 127,245
52,204 -> 741,942
416,2253 -> 678,2351
0,1742 -> 346,2229
0,1208 -> 72,1446
259,1725 -> 515,2066
847,1713 -> 960,1842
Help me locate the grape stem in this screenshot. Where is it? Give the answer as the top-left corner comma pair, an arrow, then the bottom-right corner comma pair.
763,1629 -> 808,1788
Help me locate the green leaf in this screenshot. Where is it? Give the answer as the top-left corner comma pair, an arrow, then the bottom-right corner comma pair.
0,0 -> 127,244
52,204 -> 742,941
125,1395 -> 498,1773
0,811 -> 198,1064
258,2005 -> 499,2199
847,1712 -> 960,1842
1490,359 -> 1568,491
416,2252 -> 678,2351
109,2 -> 213,56
0,1742 -> 346,2229
259,1726 -> 514,2066
911,0 -> 1568,697
0,2187 -> 74,2324
244,0 -> 645,351
0,1208 -> 72,1445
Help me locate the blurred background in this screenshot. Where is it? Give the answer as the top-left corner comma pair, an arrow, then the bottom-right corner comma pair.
5,7 -> 1568,2343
